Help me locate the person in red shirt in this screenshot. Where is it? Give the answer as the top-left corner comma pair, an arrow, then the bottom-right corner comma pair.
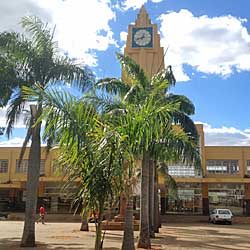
37,204 -> 45,224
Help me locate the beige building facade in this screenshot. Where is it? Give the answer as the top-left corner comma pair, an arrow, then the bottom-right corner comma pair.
0,124 -> 250,215
163,125 -> 250,216
0,147 -> 79,213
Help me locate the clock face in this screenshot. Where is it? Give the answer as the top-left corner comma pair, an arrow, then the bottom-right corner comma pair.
134,29 -> 151,46
132,27 -> 153,48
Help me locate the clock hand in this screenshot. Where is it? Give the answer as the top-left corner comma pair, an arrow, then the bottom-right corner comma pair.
136,34 -> 145,41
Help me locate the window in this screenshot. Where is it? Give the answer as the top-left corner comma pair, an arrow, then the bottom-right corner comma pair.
206,160 -> 239,174
44,182 -> 79,198
16,160 -> 45,174
167,183 -> 202,214
208,183 -> 244,215
0,160 -> 8,173
218,209 -> 231,215
246,160 -> 250,175
167,165 -> 201,177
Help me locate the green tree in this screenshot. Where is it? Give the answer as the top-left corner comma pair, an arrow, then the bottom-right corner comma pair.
26,87 -> 125,250
28,73 -> 176,250
24,52 -> 200,250
0,16 -> 93,247
96,53 -> 200,249
89,84 -> 173,250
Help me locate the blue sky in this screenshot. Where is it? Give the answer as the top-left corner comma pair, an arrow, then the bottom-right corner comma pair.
0,0 -> 250,146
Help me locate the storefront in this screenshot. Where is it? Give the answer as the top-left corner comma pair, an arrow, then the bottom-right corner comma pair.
167,183 -> 202,214
208,183 -> 244,215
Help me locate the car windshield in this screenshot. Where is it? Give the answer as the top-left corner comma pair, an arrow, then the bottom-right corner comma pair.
218,210 -> 231,214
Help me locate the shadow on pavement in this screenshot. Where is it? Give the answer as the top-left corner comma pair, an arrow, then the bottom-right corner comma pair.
156,225 -> 250,250
0,238 -> 120,250
0,238 -> 87,250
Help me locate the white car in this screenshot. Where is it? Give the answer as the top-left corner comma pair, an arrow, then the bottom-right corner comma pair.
209,209 -> 233,224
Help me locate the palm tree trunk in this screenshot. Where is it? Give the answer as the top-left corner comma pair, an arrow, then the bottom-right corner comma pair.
95,204 -> 104,250
122,195 -> 135,250
137,151 -> 151,248
80,202 -> 89,231
149,160 -> 155,238
154,166 -> 160,233
95,221 -> 102,250
21,105 -> 41,247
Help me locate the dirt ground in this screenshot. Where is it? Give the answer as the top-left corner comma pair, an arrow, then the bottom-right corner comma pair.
0,221 -> 250,250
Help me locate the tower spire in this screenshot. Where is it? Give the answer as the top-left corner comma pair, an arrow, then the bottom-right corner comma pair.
124,5 -> 165,78
135,5 -> 152,26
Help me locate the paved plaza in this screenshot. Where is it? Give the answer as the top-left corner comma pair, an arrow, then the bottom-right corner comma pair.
1,221 -> 250,249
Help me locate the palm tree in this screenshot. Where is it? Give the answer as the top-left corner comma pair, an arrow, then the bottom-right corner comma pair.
96,53 -> 201,249
116,99 -> 178,250
24,86 -> 126,250
0,16 -> 93,247
105,93 -> 181,250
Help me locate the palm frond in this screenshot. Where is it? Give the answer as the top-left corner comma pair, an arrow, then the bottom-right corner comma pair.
154,127 -> 201,170
116,53 -> 149,89
6,90 -> 28,137
171,112 -> 199,143
96,77 -> 129,96
47,56 -> 94,91
166,94 -> 195,115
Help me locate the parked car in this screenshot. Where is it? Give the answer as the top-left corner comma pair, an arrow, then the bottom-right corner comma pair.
209,209 -> 233,224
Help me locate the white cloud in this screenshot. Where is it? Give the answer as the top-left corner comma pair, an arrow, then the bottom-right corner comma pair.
0,0 -> 117,67
0,137 -> 27,146
0,0 -> 51,32
0,106 -> 27,129
159,9 -> 250,82
120,31 -> 128,42
197,122 -> 250,146
122,0 -> 163,10
119,31 -> 128,53
122,0 -> 147,10
0,136 -> 46,147
37,0 -> 117,66
171,64 -> 190,82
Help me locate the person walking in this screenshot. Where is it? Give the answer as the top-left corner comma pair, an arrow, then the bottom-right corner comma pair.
37,204 -> 45,224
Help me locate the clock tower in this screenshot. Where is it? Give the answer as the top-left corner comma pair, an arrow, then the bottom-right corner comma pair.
124,5 -> 165,78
